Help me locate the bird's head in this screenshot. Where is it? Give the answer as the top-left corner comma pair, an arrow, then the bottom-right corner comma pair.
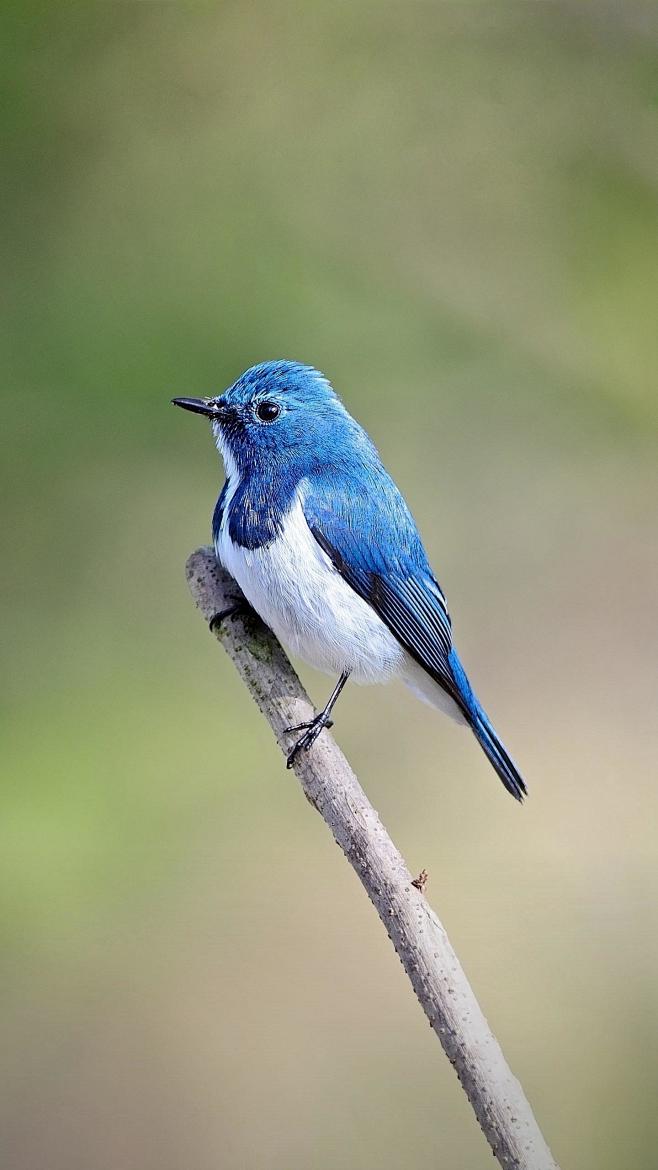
173,360 -> 364,475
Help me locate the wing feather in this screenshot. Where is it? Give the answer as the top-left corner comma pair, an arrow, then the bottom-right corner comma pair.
305,480 -> 464,712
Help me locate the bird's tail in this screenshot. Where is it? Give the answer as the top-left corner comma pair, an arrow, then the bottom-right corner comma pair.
448,649 -> 527,802
469,706 -> 527,802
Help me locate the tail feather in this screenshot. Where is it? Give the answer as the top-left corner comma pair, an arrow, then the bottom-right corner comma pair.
448,649 -> 527,802
471,708 -> 527,802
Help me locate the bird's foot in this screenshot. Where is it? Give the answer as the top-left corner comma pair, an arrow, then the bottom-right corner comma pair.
285,712 -> 334,768
208,601 -> 248,634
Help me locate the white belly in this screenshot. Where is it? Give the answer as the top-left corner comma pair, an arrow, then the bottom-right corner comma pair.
216,488 -> 404,684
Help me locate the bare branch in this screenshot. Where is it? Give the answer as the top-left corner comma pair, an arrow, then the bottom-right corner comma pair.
186,547 -> 559,1170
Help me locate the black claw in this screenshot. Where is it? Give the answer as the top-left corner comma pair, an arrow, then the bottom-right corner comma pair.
285,712 -> 333,767
284,717 -> 333,735
284,671 -> 349,769
209,602 -> 246,633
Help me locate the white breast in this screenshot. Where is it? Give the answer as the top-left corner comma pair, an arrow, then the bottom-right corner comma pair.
215,482 -> 404,684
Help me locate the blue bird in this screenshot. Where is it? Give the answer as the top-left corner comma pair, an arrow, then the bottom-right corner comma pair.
173,361 -> 526,800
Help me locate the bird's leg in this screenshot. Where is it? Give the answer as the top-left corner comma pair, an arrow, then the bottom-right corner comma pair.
285,671 -> 350,768
208,600 -> 250,634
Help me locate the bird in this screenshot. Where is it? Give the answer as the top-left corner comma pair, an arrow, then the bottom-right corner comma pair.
173,360 -> 526,800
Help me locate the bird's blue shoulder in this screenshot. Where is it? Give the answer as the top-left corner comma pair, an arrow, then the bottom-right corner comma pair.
302,460 -> 436,584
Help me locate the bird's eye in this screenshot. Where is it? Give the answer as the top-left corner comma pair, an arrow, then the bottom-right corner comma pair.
255,400 -> 280,423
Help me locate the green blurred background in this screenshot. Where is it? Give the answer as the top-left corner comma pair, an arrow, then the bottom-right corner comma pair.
2,5 -> 657,1168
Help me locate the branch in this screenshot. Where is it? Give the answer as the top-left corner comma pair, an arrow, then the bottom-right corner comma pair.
186,547 -> 559,1170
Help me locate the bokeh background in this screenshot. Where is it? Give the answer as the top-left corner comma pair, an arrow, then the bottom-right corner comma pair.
2,5 -> 657,1168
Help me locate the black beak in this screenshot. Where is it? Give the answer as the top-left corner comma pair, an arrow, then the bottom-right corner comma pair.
171,397 -> 221,418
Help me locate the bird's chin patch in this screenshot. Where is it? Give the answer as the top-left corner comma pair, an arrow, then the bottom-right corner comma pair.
212,419 -> 227,452
213,422 -> 240,483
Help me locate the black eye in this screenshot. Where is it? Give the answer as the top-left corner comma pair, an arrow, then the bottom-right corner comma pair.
255,400 -> 280,423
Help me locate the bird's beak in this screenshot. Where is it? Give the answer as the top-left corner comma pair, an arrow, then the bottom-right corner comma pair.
171,397 -> 222,419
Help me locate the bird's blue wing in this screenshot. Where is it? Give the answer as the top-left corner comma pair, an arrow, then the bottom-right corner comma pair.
303,472 -> 465,711
303,472 -> 527,800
